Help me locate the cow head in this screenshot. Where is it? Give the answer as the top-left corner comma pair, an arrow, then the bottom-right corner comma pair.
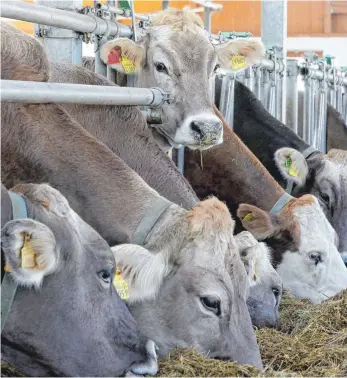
275,147 -> 347,265
101,8 -> 264,150
238,194 -> 347,304
112,197 -> 262,368
236,231 -> 282,328
1,183 -> 157,377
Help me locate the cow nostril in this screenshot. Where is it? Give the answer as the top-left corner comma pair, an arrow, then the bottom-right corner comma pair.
190,121 -> 205,140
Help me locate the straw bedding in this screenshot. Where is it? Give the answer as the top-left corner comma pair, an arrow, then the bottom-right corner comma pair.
1,291 -> 346,377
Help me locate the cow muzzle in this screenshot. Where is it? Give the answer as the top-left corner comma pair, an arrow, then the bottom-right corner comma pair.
128,340 -> 158,376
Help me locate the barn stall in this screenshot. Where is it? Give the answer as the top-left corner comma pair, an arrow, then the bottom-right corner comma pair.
1,0 -> 347,376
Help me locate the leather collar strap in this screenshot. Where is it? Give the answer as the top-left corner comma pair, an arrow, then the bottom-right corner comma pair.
270,192 -> 293,215
286,146 -> 319,194
132,197 -> 172,245
1,191 -> 28,333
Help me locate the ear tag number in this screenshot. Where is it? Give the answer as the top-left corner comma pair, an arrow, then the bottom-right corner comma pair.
113,269 -> 129,300
230,55 -> 247,70
121,56 -> 136,73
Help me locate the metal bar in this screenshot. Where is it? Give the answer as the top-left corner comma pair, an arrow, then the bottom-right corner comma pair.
162,1 -> 169,10
1,0 -> 133,38
35,1 -> 83,65
177,147 -> 185,174
303,77 -> 314,144
286,59 -> 299,134
1,80 -> 168,107
261,0 -> 287,123
94,39 -> 107,76
299,65 -> 347,86
204,6 -> 211,33
96,3 -> 150,21
219,74 -> 235,128
191,0 -> 223,11
316,89 -> 327,153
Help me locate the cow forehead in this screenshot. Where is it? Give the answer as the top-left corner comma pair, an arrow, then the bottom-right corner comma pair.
293,200 -> 336,247
319,158 -> 347,187
149,27 -> 215,61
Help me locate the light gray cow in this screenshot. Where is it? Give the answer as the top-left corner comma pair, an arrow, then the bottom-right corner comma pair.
100,7 -> 264,151
111,199 -> 262,367
236,232 -> 282,328
1,183 -> 158,377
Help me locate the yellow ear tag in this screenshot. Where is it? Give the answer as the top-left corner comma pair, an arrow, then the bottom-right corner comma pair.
229,55 -> 247,70
121,56 -> 136,73
288,167 -> 299,177
243,213 -> 254,222
21,233 -> 35,269
113,269 -> 129,300
4,264 -> 12,272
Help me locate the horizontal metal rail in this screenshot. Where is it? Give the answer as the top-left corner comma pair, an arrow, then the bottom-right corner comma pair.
299,65 -> 347,86
96,3 -> 150,21
1,0 -> 132,38
1,80 -> 168,107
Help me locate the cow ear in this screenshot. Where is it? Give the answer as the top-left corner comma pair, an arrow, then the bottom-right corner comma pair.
235,231 -> 258,286
215,39 -> 264,72
1,219 -> 58,288
100,38 -> 145,74
274,147 -> 308,187
111,244 -> 168,303
237,204 -> 275,240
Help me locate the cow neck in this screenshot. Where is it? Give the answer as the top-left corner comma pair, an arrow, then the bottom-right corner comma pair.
49,62 -> 198,210
2,102 -> 165,247
185,107 -> 285,213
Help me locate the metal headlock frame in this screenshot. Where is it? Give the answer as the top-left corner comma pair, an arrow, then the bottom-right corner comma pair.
1,0 -> 346,170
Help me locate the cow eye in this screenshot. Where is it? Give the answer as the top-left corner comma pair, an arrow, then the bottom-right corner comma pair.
155,62 -> 168,74
272,287 -> 281,304
319,192 -> 330,206
213,64 -> 220,74
309,252 -> 322,265
98,269 -> 113,285
200,296 -> 221,316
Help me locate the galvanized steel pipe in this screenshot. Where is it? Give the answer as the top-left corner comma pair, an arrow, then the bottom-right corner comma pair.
1,0 -> 132,38
299,65 -> 347,86
1,80 -> 168,107
219,74 -> 236,128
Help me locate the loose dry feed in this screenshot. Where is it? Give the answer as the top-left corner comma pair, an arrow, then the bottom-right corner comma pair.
1,291 -> 346,377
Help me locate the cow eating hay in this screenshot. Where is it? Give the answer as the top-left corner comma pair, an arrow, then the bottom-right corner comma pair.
157,290 -> 347,377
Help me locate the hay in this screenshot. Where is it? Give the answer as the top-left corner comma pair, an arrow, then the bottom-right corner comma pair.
158,290 -> 347,377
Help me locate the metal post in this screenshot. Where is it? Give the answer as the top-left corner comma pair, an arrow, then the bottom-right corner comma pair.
177,147 -> 185,174
254,67 -> 263,101
162,0 -> 170,10
343,90 -> 347,124
303,77 -> 314,144
261,0 -> 287,123
204,7 -> 211,33
286,58 -> 299,134
219,73 -> 236,128
315,88 -> 327,153
336,85 -> 343,114
35,0 -> 83,65
106,0 -> 117,82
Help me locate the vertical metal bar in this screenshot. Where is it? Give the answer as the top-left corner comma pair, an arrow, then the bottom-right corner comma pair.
94,39 -> 108,77
219,74 -> 235,128
343,90 -> 347,124
35,0 -> 83,65
303,77 -> 314,144
204,7 -> 211,33
261,0 -> 287,122
286,58 -> 299,134
107,0 -> 117,82
254,67 -> 262,101
336,85 -> 343,113
316,89 -> 327,152
244,67 -> 254,92
276,72 -> 283,121
177,147 -> 185,174
268,83 -> 276,117
162,0 -> 169,10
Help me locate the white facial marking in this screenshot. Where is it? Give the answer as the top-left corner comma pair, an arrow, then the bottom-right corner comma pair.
276,198 -> 347,304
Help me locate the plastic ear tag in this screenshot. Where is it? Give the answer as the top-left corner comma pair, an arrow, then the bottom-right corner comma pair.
243,213 -> 254,222
121,56 -> 136,73
21,233 -> 35,269
288,167 -> 299,177
113,269 -> 129,300
108,50 -> 121,65
4,264 -> 11,272
230,55 -> 247,70
285,157 -> 292,168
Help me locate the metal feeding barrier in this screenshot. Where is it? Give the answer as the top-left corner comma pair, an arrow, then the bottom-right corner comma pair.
1,0 -> 346,174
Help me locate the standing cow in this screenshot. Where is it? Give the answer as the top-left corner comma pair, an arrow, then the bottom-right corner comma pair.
100,7 -> 264,151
